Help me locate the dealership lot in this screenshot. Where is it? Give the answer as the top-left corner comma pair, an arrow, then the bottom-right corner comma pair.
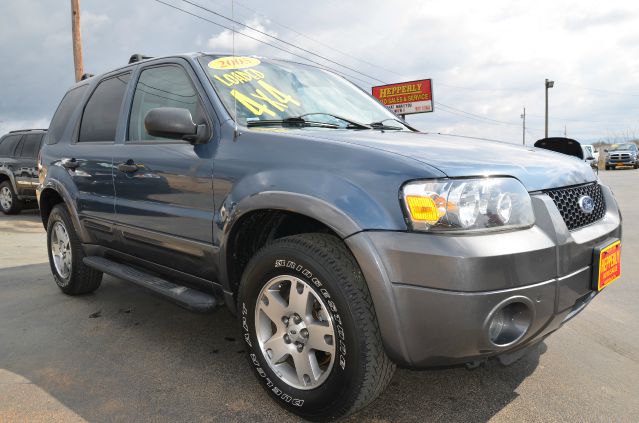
0,170 -> 637,423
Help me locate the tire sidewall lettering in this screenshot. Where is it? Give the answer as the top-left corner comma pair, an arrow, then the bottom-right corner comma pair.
241,256 -> 350,409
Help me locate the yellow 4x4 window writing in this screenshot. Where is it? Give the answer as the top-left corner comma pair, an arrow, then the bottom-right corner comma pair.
198,55 -> 399,127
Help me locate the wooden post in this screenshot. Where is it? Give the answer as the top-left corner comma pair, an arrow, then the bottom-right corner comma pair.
70,0 -> 84,82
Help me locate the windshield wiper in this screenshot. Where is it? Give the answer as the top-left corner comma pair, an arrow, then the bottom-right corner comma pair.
247,117 -> 340,129
295,113 -> 371,130
368,118 -> 406,131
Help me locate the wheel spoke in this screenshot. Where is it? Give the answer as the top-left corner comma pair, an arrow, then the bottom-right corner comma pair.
65,253 -> 72,270
258,290 -> 288,325
55,225 -> 65,243
263,332 -> 292,364
287,282 -> 311,317
255,275 -> 337,390
306,322 -> 335,352
293,350 -> 320,386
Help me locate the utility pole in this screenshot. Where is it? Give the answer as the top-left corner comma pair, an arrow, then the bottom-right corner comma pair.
544,78 -> 554,138
520,107 -> 526,146
70,0 -> 84,82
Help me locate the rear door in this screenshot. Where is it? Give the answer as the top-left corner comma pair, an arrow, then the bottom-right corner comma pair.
112,60 -> 216,280
0,134 -> 24,192
13,133 -> 43,196
70,72 -> 131,245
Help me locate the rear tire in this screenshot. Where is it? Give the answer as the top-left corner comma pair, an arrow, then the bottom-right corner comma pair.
238,234 -> 395,421
0,181 -> 23,215
47,204 -> 102,295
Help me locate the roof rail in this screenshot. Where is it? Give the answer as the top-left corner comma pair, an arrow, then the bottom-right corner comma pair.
129,54 -> 153,64
81,73 -> 94,80
9,128 -> 47,134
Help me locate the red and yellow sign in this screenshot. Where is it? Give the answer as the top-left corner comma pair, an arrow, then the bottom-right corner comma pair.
372,79 -> 433,115
596,240 -> 621,290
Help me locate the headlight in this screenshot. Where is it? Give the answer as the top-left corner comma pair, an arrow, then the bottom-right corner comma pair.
402,177 -> 534,232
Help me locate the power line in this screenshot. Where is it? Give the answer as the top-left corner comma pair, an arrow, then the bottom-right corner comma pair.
560,82 -> 639,97
527,113 -> 637,126
149,0 -> 376,86
203,0 -> 403,78
436,102 -> 520,126
182,0 -> 387,84
434,132 -> 513,144
151,0 -> 574,135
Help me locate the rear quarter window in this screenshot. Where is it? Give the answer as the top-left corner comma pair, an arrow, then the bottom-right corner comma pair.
0,134 -> 23,156
19,133 -> 43,158
47,85 -> 88,145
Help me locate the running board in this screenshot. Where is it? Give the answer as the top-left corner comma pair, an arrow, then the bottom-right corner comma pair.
83,256 -> 217,313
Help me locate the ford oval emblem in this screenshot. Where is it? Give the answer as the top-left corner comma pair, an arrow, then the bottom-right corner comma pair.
578,195 -> 595,214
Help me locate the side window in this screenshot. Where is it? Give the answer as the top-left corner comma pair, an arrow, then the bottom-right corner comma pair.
128,65 -> 205,141
79,73 -> 131,142
47,85 -> 87,145
19,134 -> 43,158
0,135 -> 22,156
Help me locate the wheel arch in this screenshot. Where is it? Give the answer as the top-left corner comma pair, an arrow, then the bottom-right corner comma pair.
38,181 -> 88,242
222,195 -> 355,303
0,170 -> 16,189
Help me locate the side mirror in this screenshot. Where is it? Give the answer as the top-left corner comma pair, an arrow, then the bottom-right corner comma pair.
144,107 -> 209,144
586,156 -> 595,161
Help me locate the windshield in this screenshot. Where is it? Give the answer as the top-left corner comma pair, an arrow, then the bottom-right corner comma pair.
198,55 -> 409,129
610,143 -> 637,151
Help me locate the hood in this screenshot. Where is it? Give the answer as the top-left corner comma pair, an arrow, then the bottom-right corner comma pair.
294,129 -> 597,192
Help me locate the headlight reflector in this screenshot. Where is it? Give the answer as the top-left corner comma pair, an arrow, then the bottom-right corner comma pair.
402,178 -> 534,232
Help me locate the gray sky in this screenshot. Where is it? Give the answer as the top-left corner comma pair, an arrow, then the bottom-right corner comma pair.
1,0 -> 637,144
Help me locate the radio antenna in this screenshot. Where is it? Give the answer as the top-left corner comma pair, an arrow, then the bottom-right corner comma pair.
231,0 -> 239,140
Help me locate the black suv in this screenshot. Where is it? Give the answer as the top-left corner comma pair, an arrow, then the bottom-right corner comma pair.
0,129 -> 46,214
38,53 -> 621,421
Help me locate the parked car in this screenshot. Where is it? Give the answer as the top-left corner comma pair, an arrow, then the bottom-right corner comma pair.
37,53 -> 622,421
533,138 -> 598,174
605,143 -> 639,169
582,146 -> 598,174
582,144 -> 598,162
0,128 -> 46,214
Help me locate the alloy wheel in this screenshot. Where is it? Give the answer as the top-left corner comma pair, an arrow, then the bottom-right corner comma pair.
51,221 -> 72,279
0,186 -> 12,211
255,275 -> 336,390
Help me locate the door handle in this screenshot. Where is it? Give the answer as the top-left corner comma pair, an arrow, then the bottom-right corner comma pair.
118,160 -> 139,173
61,158 -> 79,169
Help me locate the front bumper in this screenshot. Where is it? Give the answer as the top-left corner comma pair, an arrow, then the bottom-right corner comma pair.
346,184 -> 621,367
607,159 -> 637,166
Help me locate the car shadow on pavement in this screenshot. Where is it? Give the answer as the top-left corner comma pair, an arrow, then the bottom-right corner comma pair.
351,343 -> 545,422
0,263 -> 544,423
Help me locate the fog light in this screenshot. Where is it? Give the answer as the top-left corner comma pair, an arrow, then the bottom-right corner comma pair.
487,301 -> 532,346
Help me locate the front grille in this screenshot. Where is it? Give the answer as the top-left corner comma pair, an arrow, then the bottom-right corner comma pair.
610,153 -> 631,161
544,183 -> 606,231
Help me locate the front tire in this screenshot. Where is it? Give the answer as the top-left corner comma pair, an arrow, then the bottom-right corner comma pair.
47,204 -> 102,295
238,234 -> 395,421
0,181 -> 23,215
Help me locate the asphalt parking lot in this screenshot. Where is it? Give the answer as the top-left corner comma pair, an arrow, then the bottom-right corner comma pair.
1,170 -> 638,423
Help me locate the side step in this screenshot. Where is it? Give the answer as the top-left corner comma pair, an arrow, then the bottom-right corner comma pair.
83,256 -> 217,313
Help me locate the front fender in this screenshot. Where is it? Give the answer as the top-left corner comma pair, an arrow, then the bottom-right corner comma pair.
220,168 -> 404,238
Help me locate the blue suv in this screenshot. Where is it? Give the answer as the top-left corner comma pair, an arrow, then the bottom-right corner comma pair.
38,53 -> 622,421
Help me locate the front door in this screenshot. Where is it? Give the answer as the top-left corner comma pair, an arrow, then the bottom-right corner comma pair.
112,62 -> 216,280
